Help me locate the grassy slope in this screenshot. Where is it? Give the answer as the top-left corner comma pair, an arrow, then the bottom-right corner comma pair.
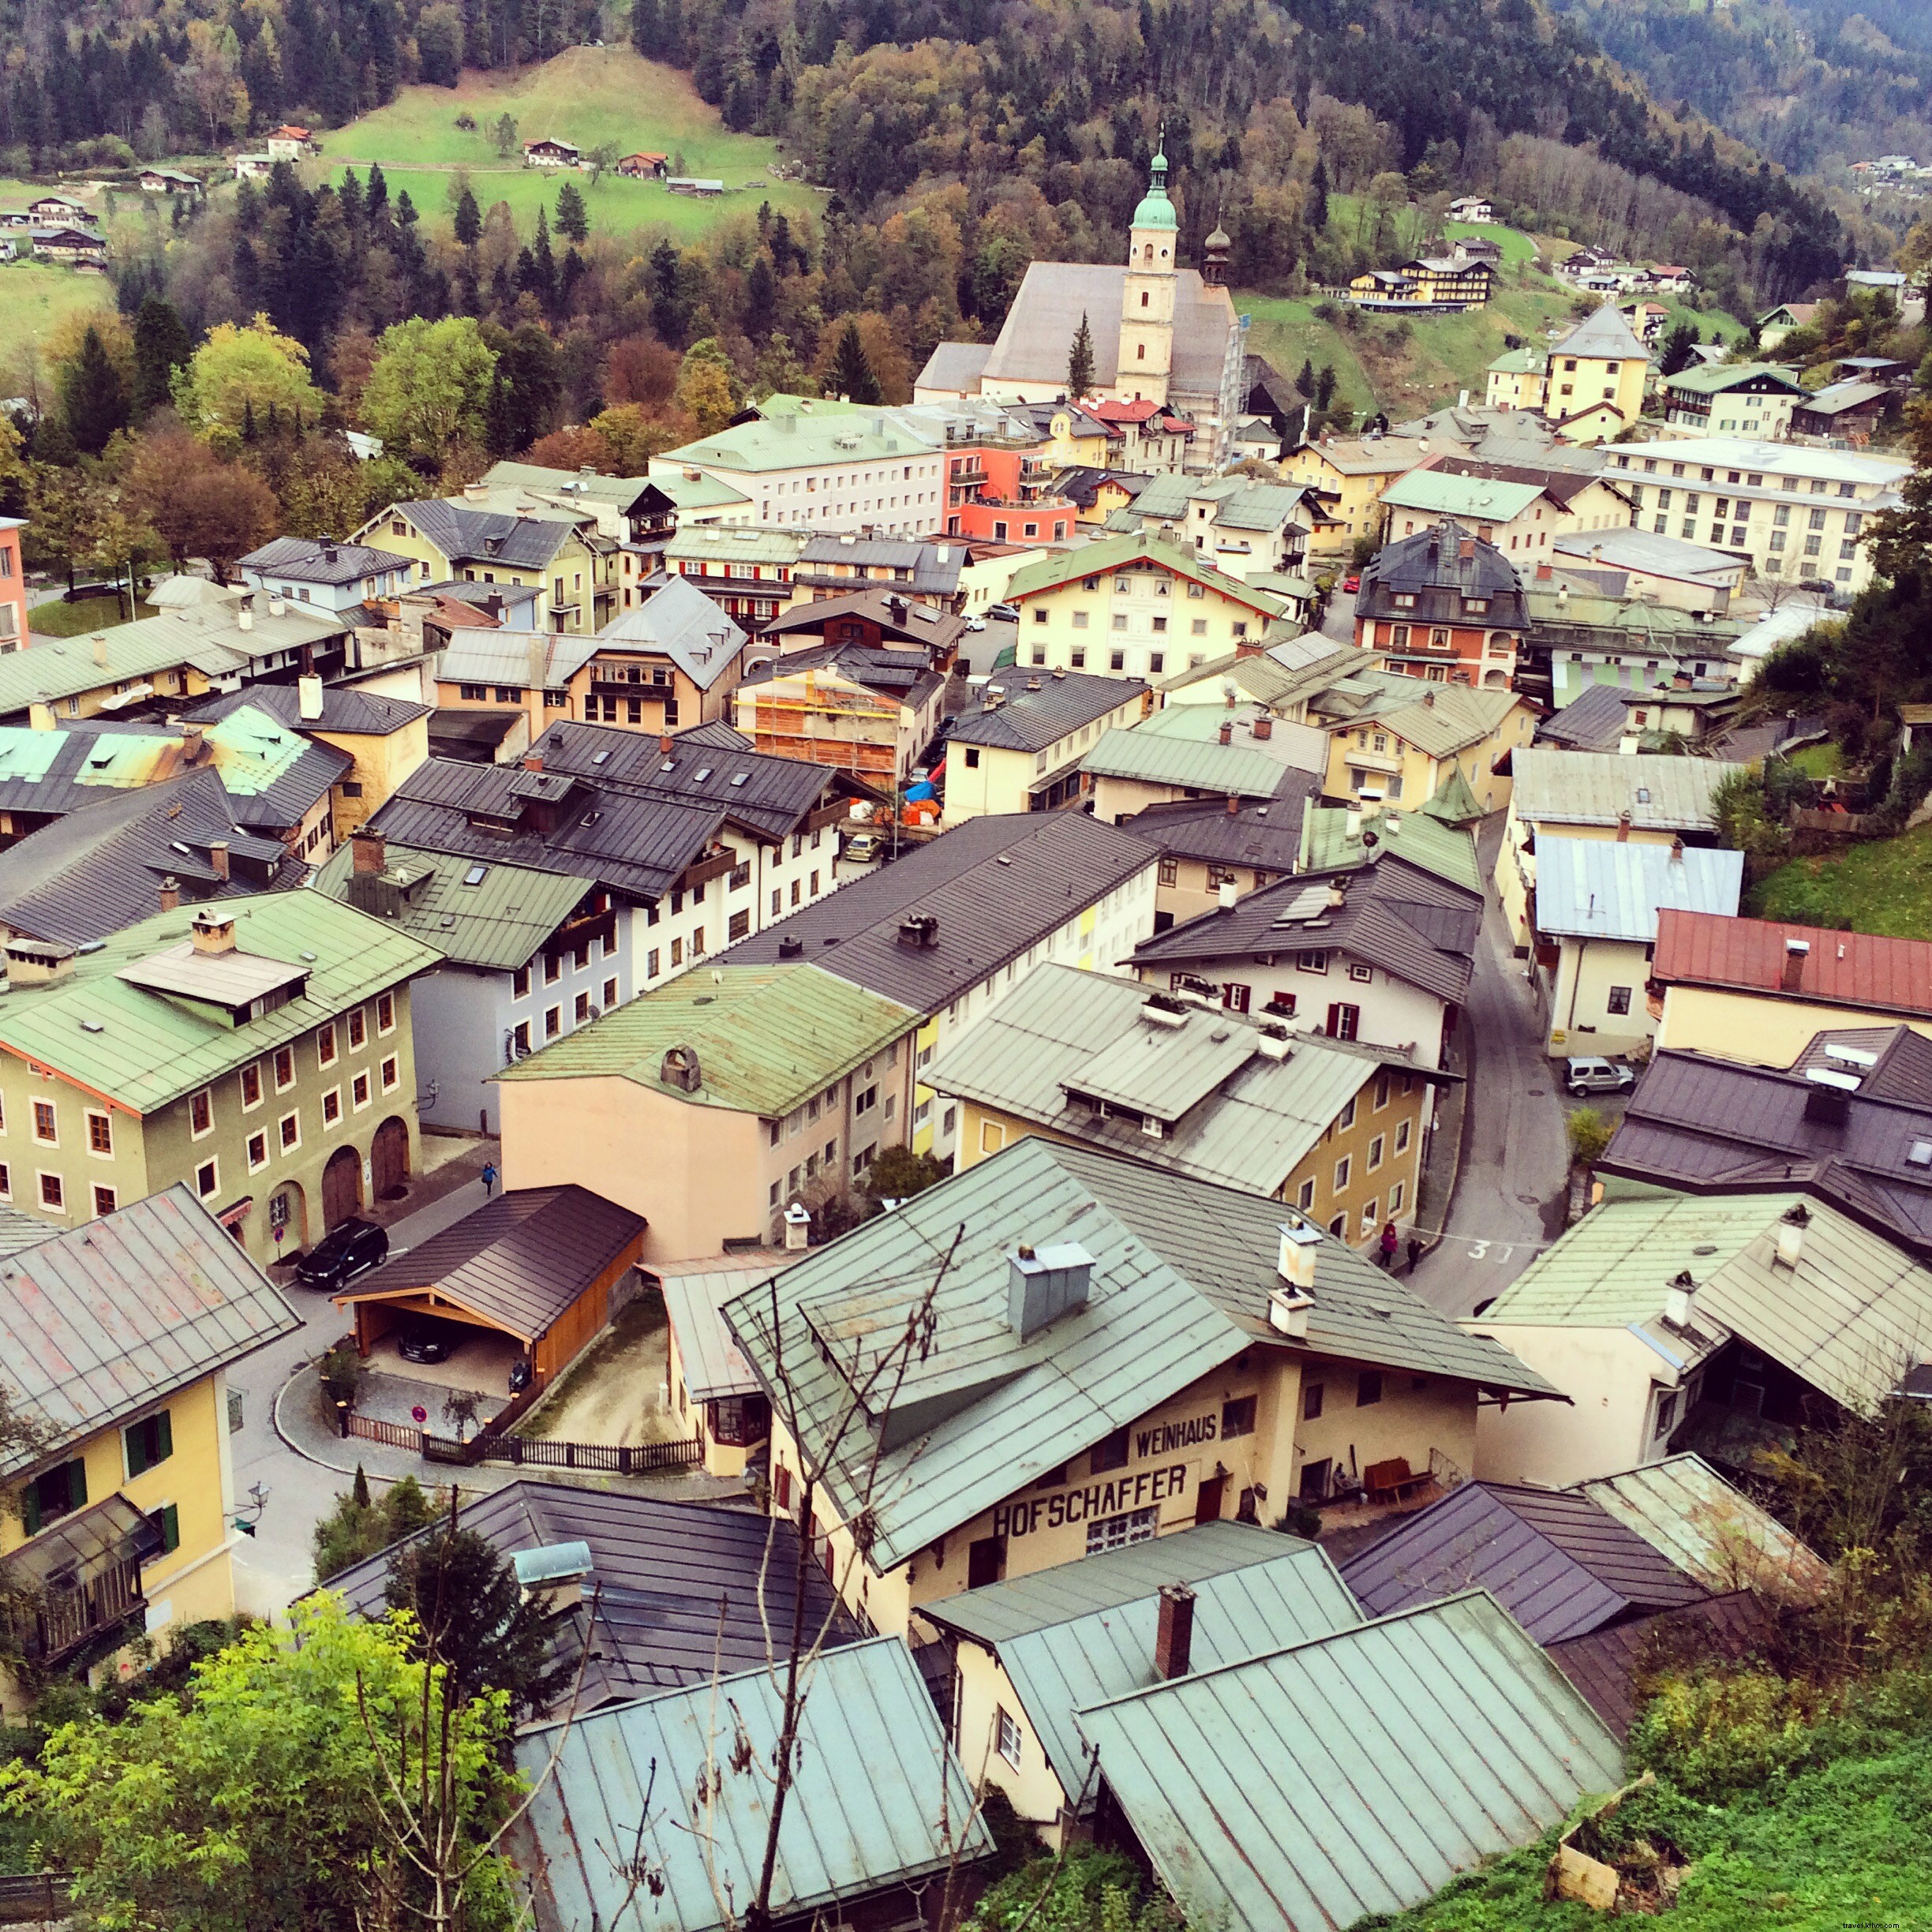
310,46 -> 820,243
1751,820 -> 1932,938
1239,207 -> 1744,423
0,260 -> 113,360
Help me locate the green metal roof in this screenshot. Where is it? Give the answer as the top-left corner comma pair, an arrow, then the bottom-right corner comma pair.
1488,346 -> 1546,374
1298,804 -> 1483,895
1664,361 -> 1805,395
1004,533 -> 1285,616
1511,748 -> 1743,832
662,526 -> 804,566
650,471 -> 751,511
0,889 -> 442,1114
1379,470 -> 1546,522
494,962 -> 916,1118
1421,762 -> 1486,827
1130,152 -> 1178,232
657,412 -> 942,475
1077,1590 -> 1625,1932
723,1137 -> 1557,1572
310,840 -> 592,971
515,1635 -> 991,1932
1082,723 -> 1290,798
1471,1193 -> 1932,1417
1326,682 -> 1527,760
928,1524 -> 1361,1803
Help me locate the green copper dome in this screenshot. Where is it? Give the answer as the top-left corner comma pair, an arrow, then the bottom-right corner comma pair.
1131,149 -> 1178,233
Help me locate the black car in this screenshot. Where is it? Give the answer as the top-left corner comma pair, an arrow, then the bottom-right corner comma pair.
396,1320 -> 459,1365
293,1217 -> 389,1293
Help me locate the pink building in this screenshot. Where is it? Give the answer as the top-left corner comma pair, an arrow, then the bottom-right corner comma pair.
0,519 -> 25,652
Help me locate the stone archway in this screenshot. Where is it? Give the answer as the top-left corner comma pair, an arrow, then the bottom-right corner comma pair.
322,1144 -> 363,1230
269,1180 -> 308,1259
372,1116 -> 411,1201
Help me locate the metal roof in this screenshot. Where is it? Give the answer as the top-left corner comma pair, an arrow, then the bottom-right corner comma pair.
1131,852 -> 1481,1008
311,840 -> 592,972
1319,682 -> 1528,762
915,341 -> 993,391
1298,804 -> 1482,896
1536,680 -> 1630,752
659,411 -> 943,474
1663,361 -> 1805,395
1547,1591 -> 1770,1739
1005,533 -> 1283,616
930,1525 -> 1361,1801
0,1184 -> 299,1476
922,964 -> 1427,1195
1339,1479 -> 1707,1643
723,1137 -> 1556,1572
593,577 -> 749,690
1083,723 -> 1302,796
1121,788 -> 1320,877
1079,1591 -> 1626,1932
1380,470 -> 1547,522
496,963 -> 916,1118
1471,1192 -> 1932,1416
1652,910 -> 1932,1017
184,682 -> 432,736
1577,1453 -> 1829,1601
333,1186 -> 643,1343
239,535 -> 416,584
435,628 -> 599,689
659,1260 -> 793,1402
324,1479 -> 855,1715
514,1635 -> 990,1932
1533,837 -> 1742,943
385,498 -> 585,571
949,672 -> 1145,754
1549,529 -> 1743,586
1551,303 -> 1652,361
0,889 -> 440,1114
721,812 -> 1159,1016
1510,748 -> 1742,832
1606,437 -> 1910,487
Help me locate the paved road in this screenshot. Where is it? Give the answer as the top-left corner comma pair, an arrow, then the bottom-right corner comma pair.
1408,819 -> 1571,1322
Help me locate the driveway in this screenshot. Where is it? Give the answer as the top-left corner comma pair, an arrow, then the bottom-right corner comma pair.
1407,818 -> 1572,1322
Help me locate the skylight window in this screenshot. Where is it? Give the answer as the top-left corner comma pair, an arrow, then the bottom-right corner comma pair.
1910,1140 -> 1932,1169
730,772 -> 750,786
593,750 -> 611,764
462,864 -> 489,886
694,767 -> 712,781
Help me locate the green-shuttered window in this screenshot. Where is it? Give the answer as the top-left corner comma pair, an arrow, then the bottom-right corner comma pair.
21,1457 -> 87,1535
150,1503 -> 180,1556
124,1410 -> 173,1478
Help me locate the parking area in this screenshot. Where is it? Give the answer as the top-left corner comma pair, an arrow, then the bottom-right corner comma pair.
360,1322 -> 524,1403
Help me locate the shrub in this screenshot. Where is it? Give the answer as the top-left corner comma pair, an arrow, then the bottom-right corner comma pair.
1567,1106 -> 1614,1170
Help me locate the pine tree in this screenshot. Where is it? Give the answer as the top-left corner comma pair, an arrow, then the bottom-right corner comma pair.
60,324 -> 129,455
454,184 -> 481,249
1658,320 -> 1698,377
485,367 -> 518,458
1315,364 -> 1337,410
746,253 -> 778,339
556,177 -> 589,243
1067,310 -> 1095,398
531,205 -> 557,309
367,161 -> 388,221
1309,155 -> 1331,233
131,295 -> 192,417
829,319 -> 882,404
1295,357 -> 1316,397
631,0 -> 662,56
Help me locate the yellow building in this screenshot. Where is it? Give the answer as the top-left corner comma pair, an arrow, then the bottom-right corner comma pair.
1281,436 -> 1437,556
942,671 -> 1151,824
1478,306 -> 1653,446
1320,682 -> 1537,816
722,1136 -> 1556,1657
0,1185 -> 298,1704
1004,534 -> 1284,686
1042,406 -> 1114,469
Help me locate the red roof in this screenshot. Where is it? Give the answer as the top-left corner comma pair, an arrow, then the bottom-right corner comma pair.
1653,910 -> 1932,1017
1086,399 -> 1162,423
273,124 -> 310,140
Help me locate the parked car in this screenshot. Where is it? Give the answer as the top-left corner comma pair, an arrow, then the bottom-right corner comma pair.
396,1319 -> 459,1365
1341,573 -> 1361,593
987,601 -> 1020,622
293,1217 -> 389,1293
1563,1055 -> 1634,1097
844,829 -> 886,863
964,614 -> 987,631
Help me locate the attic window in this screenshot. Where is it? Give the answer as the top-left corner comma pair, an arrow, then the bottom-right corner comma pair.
694,768 -> 712,781
1634,787 -> 1652,804
463,864 -> 489,886
1911,1140 -> 1932,1169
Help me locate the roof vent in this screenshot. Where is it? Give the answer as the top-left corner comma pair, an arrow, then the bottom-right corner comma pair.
1775,1201 -> 1810,1268
778,936 -> 804,959
1006,1241 -> 1094,1339
1275,1211 -> 1320,1302
1140,991 -> 1189,1029
660,1045 -> 702,1093
897,913 -> 939,949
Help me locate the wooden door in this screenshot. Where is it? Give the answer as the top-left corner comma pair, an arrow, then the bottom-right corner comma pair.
1194,1473 -> 1226,1526
322,1145 -> 362,1229
372,1117 -> 410,1200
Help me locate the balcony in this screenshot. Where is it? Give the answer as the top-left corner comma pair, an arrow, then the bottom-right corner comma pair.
1,1494 -> 161,1664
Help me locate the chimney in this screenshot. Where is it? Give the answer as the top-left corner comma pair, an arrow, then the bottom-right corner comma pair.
1459,539 -> 1475,562
783,1202 -> 811,1250
1006,1242 -> 1095,1339
323,543 -> 339,564
463,482 -> 489,501
2,939 -> 77,985
91,632 -> 109,668
1225,792 -> 1240,817
1668,836 -> 1684,865
1781,937 -> 1810,994
1615,810 -> 1631,843
189,908 -> 238,956
181,722 -> 206,763
1775,1201 -> 1810,1269
1252,716 -> 1272,740
523,751 -> 545,774
1664,1269 -> 1696,1328
351,826 -> 387,875
1275,1215 -> 1320,1294
298,673 -> 324,722
1218,721 -> 1233,746
237,605 -> 253,632
661,734 -> 675,754
528,636 -> 547,693
208,839 -> 230,881
1234,639 -> 1263,659
1218,878 -> 1239,911
1153,1583 -> 1196,1679
159,874 -> 181,912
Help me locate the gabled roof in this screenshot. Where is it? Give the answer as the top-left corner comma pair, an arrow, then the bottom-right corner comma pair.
0,1185 -> 299,1475
182,682 -> 432,737
723,1136 -> 1556,1571
1082,716 -> 1312,796
1510,748 -> 1742,833
721,813 -> 1159,1016
1294,434 -> 1436,477
657,412 -> 942,474
1534,837 -> 1743,943
949,670 -> 1144,754
1122,787 -> 1320,876
434,627 -> 597,690
1004,534 -> 1285,616
923,964 -> 1437,1195
1547,1592 -> 1771,1739
926,1523 -> 1361,1799
796,534 -> 966,594
0,890 -> 440,1114
1131,852 -> 1482,1009
914,341 -> 994,392
740,642 -> 945,710
1652,910 -> 1932,1016
324,1478 -> 855,1715
1339,1478 -> 1707,1643
332,1186 -> 643,1343
658,1257 -> 791,1402
1297,803 -> 1483,896
1795,379 -> 1892,416
384,498 -> 584,570
1425,455 -> 1627,512
310,839 -> 592,972
515,1636 -> 990,1932
662,525 -> 806,568
1470,1191 -> 1932,1417
495,963 -> 915,1117
759,588 -> 967,653
1380,470 -> 1547,522
1078,1592 -> 1625,1932
1320,681 -> 1528,761
240,535 -> 415,584
590,576 -> 747,688
1551,303 -> 1652,362
1536,682 -> 1631,752
481,460 -> 653,512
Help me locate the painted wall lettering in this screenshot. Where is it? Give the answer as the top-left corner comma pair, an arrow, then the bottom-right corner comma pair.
1135,1413 -> 1217,1458
990,1464 -> 1189,1541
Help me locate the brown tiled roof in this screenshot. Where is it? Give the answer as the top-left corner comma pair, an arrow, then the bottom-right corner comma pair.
1653,911 -> 1932,1018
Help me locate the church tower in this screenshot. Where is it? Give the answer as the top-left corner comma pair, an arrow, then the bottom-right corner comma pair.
1119,147 -> 1178,405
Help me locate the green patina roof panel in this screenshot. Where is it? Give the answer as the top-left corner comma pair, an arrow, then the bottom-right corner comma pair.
495,962 -> 917,1117
1380,471 -> 1547,521
1078,1591 -> 1626,1932
1300,804 -> 1483,894
1005,533 -> 1285,614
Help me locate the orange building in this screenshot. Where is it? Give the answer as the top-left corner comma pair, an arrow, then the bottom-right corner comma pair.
942,444 -> 1077,544
0,519 -> 24,653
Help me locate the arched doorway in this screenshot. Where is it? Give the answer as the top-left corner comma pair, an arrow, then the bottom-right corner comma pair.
373,1117 -> 411,1201
268,1181 -> 307,1260
322,1145 -> 363,1230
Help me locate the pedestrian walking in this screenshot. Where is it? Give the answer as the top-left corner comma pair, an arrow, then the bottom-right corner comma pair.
1406,1234 -> 1424,1274
1378,1220 -> 1398,1270
480,1159 -> 498,1198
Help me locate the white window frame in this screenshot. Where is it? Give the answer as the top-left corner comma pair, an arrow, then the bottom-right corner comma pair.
84,1110 -> 114,1160
278,1110 -> 301,1155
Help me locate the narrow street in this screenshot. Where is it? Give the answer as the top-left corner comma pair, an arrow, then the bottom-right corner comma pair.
1408,818 -> 1571,1321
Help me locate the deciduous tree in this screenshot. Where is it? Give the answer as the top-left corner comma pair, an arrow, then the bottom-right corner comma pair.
171,315 -> 323,445
358,316 -> 498,469
674,336 -> 739,432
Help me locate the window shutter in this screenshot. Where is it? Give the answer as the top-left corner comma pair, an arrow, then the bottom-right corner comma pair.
160,1503 -> 180,1555
67,1458 -> 88,1511
21,1483 -> 39,1537
125,1425 -> 148,1478
155,1410 -> 172,1464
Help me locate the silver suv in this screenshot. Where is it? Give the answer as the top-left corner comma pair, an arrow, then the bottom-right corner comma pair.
1564,1055 -> 1634,1098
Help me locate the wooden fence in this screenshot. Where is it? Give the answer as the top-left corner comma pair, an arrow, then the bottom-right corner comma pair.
343,1407 -> 702,1476
0,1874 -> 72,1923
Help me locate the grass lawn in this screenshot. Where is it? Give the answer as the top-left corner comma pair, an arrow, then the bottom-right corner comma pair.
1788,741 -> 1843,780
0,259 -> 113,358
1750,819 -> 1932,937
28,595 -> 156,636
311,45 -> 820,243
